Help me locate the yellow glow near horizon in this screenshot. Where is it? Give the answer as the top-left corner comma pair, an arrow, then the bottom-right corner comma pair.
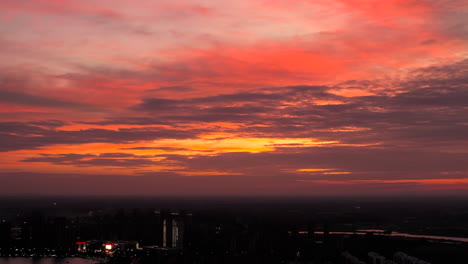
297,168 -> 335,172
2,135 -> 341,174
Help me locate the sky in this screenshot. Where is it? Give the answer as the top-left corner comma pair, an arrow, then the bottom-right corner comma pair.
0,0 -> 467,196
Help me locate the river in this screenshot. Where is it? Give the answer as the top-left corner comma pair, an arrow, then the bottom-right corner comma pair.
306,230 -> 468,243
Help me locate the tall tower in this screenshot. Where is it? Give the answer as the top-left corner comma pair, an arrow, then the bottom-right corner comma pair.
162,213 -> 184,248
172,218 -> 184,248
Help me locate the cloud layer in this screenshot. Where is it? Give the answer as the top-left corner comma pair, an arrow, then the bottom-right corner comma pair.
1,0 -> 467,195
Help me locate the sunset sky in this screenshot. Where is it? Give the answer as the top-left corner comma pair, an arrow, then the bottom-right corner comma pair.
1,0 -> 467,196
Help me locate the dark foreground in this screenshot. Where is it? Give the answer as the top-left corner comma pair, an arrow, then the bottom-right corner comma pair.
1,196 -> 468,264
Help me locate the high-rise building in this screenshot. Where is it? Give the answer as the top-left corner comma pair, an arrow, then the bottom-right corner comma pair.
342,252 -> 366,264
369,252 -> 387,264
367,252 -> 399,264
162,211 -> 185,249
394,252 -> 431,264
0,221 -> 11,252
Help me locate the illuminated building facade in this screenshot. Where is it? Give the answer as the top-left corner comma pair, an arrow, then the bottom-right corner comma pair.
162,216 -> 184,249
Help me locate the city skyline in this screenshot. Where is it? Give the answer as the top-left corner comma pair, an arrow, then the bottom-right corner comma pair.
1,0 -> 467,196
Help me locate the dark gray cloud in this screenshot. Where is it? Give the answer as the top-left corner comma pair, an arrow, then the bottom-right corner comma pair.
93,59 -> 468,149
99,153 -> 139,158
5,57 -> 466,154
0,124 -> 204,152
80,117 -> 167,126
0,89 -> 94,110
4,59 -> 468,189
134,98 -> 182,111
21,153 -> 162,168
147,86 -> 195,92
0,72 -> 99,111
